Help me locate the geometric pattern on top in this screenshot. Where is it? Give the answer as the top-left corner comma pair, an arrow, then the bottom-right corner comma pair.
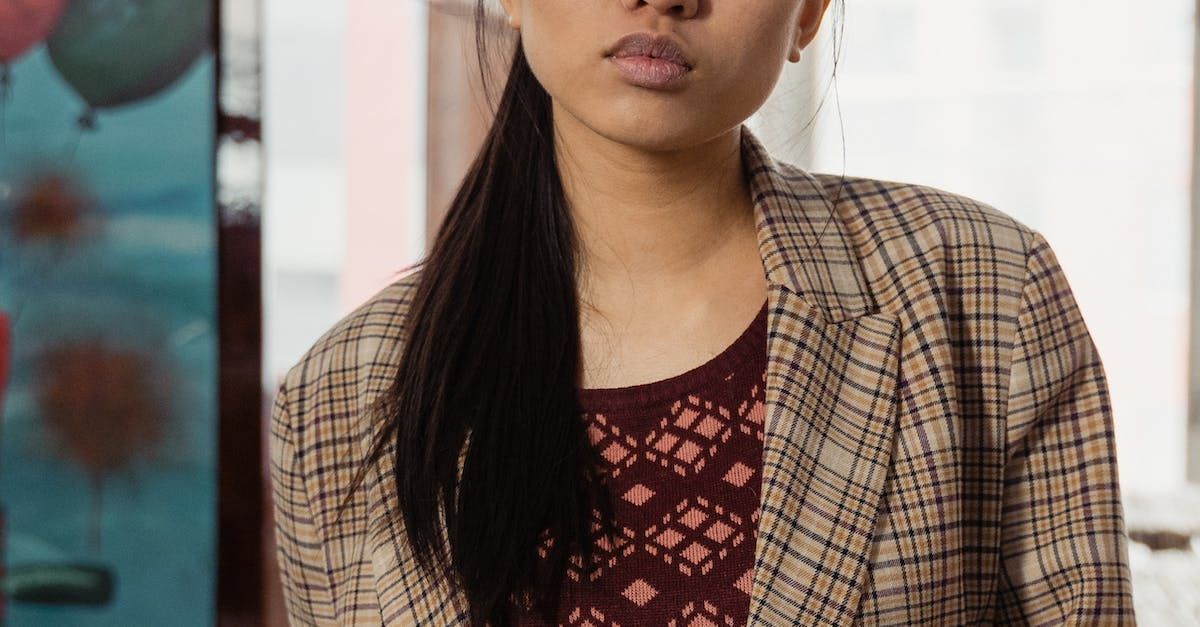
513,301 -> 768,626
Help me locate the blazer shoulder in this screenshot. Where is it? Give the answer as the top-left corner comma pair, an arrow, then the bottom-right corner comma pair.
805,172 -> 1046,323
810,171 -> 1039,254
279,268 -> 424,413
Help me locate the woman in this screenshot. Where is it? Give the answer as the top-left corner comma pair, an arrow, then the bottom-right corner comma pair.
269,1 -> 1137,625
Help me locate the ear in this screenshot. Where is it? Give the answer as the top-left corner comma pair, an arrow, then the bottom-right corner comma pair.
789,0 -> 832,61
498,0 -> 520,29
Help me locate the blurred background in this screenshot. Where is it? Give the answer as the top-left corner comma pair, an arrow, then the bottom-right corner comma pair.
0,0 -> 1197,624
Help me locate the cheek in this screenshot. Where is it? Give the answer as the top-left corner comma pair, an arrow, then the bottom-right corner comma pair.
714,18 -> 793,82
519,21 -> 593,102
522,38 -> 576,93
717,46 -> 789,109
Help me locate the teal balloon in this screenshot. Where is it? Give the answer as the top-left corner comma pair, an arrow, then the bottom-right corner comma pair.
45,0 -> 210,110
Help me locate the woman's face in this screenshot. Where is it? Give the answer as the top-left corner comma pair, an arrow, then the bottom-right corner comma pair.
496,0 -> 831,150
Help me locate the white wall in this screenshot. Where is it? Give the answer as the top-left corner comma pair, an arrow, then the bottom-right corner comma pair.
793,0 -> 1194,495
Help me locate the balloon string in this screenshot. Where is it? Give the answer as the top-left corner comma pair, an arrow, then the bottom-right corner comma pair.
62,110 -> 90,171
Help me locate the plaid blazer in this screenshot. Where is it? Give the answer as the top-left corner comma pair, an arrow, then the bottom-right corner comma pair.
269,123 -> 1136,625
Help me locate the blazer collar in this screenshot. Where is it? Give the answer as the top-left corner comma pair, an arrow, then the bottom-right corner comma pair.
739,122 -> 877,323
363,123 -> 903,626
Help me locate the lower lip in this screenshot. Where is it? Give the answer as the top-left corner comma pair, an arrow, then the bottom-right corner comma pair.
607,55 -> 691,89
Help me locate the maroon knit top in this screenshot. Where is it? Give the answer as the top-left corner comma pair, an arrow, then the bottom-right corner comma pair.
512,299 -> 769,626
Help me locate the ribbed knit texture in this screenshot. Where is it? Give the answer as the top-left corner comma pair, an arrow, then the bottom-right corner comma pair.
514,300 -> 769,626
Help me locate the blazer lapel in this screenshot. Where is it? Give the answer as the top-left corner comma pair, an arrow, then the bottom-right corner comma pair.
361,123 -> 903,626
740,125 -> 902,626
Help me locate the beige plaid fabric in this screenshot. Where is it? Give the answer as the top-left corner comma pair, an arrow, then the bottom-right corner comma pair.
269,123 -> 1136,625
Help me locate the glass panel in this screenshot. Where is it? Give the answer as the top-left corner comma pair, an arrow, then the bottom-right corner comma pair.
0,0 -> 218,623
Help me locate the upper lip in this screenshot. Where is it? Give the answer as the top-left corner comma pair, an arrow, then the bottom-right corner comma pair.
607,32 -> 693,69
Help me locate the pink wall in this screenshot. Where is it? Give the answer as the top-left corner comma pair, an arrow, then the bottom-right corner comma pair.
342,0 -> 426,313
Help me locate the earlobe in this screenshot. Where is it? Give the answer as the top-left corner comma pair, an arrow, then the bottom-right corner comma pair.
790,20 -> 808,62
788,44 -> 802,63
498,0 -> 520,29
787,28 -> 803,63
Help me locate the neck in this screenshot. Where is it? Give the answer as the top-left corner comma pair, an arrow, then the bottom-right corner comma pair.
552,110 -> 757,307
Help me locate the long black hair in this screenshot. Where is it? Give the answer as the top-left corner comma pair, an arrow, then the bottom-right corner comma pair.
337,2 -> 845,625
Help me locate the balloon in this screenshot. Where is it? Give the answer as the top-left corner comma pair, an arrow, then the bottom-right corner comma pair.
45,0 -> 210,109
0,0 -> 67,62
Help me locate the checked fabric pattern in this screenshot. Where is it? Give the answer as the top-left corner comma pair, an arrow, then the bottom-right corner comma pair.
268,122 -> 1136,625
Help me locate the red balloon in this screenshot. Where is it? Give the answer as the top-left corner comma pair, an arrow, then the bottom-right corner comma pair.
0,0 -> 68,62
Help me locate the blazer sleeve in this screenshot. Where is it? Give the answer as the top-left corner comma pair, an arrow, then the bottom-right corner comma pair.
268,380 -> 338,625
997,230 -> 1137,624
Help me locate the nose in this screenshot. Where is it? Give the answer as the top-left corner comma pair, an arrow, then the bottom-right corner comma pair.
619,0 -> 699,18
